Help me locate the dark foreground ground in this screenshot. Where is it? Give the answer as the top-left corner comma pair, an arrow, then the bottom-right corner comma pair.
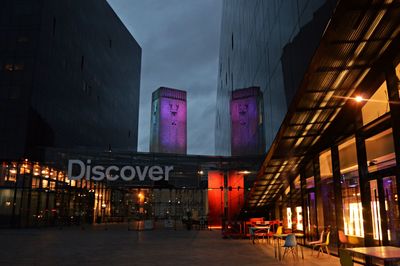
0,224 -> 343,266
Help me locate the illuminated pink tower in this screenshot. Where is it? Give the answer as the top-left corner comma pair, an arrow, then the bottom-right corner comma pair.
150,87 -> 187,154
231,87 -> 265,155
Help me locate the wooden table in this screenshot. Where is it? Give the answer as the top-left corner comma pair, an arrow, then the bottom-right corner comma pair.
273,233 -> 304,261
346,246 -> 400,266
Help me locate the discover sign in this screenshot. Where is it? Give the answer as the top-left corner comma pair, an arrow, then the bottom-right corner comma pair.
67,159 -> 173,182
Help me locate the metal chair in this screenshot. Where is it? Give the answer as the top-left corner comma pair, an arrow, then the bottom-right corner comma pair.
315,231 -> 330,257
282,234 -> 298,260
308,231 -> 324,256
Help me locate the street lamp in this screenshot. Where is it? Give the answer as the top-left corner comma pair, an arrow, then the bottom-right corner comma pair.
355,95 -> 364,102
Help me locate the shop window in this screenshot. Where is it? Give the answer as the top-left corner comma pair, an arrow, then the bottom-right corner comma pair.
369,180 -> 382,241
294,175 -> 300,189
305,162 -> 314,188
339,137 -> 363,237
49,181 -> 56,191
361,81 -> 390,125
286,207 -> 292,229
42,179 -> 48,188
366,128 -> 395,172
339,137 -> 358,173
319,149 -> 332,179
295,206 -> 303,231
31,177 -> 40,188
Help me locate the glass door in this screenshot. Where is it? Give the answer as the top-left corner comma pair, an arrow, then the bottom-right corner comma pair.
369,176 -> 400,246
382,176 -> 399,245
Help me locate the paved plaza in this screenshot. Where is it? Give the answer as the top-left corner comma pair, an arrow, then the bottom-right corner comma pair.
0,224 -> 345,266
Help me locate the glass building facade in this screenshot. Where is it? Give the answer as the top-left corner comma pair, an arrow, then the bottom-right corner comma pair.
243,0 -> 400,255
215,0 -> 335,155
0,0 -> 142,160
0,149 -> 262,228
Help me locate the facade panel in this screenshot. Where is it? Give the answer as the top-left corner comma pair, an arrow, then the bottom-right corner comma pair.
230,87 -> 264,155
0,0 -> 142,160
215,0 -> 332,155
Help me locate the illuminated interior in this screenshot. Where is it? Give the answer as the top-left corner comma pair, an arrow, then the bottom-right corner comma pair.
319,149 -> 333,179
286,207 -> 292,229
369,179 -> 382,241
361,81 -> 390,126
339,137 -> 364,237
296,206 -> 303,231
365,128 -> 396,172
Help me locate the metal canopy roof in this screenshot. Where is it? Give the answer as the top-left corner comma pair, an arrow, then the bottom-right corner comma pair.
246,0 -> 400,209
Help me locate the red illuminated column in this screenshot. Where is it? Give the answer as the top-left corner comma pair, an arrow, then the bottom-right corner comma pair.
227,171 -> 244,221
207,171 -> 224,227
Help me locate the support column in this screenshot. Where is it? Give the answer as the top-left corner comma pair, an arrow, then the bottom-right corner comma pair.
331,145 -> 344,249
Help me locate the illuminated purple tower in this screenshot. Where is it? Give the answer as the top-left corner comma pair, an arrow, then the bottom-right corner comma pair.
150,87 -> 187,154
231,87 -> 265,155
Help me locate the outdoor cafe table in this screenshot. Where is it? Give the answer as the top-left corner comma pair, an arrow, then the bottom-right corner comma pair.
346,246 -> 400,266
249,225 -> 270,244
273,233 -> 304,261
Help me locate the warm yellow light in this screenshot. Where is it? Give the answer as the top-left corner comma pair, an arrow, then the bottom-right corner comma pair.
138,193 -> 144,198
355,96 -> 364,102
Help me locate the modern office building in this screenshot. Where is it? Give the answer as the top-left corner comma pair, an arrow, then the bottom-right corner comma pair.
241,0 -> 400,252
150,87 -> 187,154
231,87 -> 264,156
0,0 -> 141,160
215,0 -> 335,155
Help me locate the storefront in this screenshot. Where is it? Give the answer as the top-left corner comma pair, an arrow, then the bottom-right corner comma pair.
246,0 -> 400,254
0,149 -> 262,228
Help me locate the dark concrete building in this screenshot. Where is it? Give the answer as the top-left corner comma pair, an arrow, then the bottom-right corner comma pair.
150,87 -> 187,154
215,0 -> 334,155
0,0 -> 141,160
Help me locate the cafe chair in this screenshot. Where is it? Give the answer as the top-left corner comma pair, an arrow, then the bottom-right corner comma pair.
308,231 -> 324,256
282,234 -> 298,260
338,230 -> 349,248
276,225 -> 283,235
315,231 -> 330,257
339,249 -> 353,266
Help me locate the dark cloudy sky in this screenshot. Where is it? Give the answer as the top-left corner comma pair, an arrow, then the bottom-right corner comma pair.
107,0 -> 222,155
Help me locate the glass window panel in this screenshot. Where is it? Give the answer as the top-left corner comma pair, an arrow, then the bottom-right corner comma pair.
383,176 -> 400,245
286,207 -> 292,229
342,174 -> 363,238
295,206 -> 303,231
307,192 -> 317,238
365,128 -> 396,172
361,81 -> 390,125
339,137 -> 363,237
339,137 -> 358,174
306,177 -> 314,189
42,179 -> 48,189
319,149 -> 332,179
369,180 -> 382,241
